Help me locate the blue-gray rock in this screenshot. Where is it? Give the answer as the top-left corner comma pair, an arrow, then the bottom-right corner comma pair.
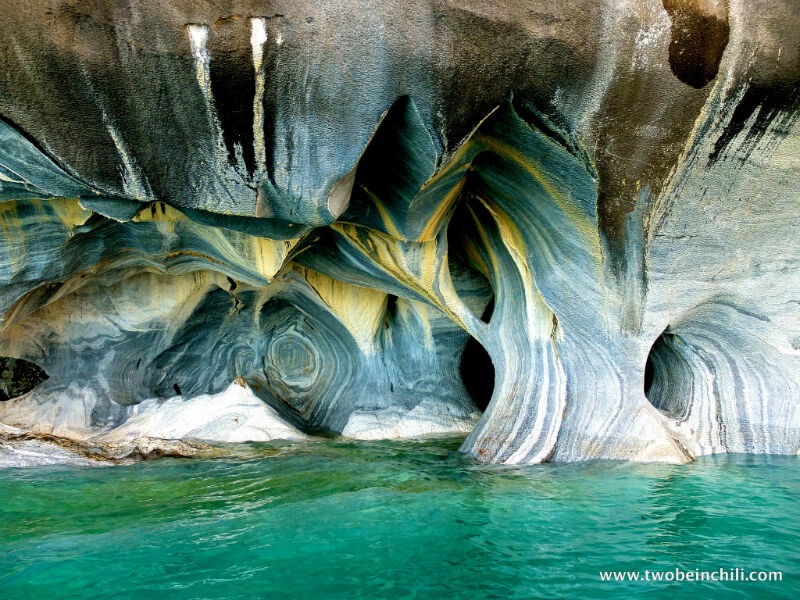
0,0 -> 798,464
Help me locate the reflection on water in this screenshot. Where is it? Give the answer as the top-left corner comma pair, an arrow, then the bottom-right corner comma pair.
1,437 -> 798,599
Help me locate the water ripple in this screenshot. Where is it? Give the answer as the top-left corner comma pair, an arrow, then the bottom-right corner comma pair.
1,438 -> 798,599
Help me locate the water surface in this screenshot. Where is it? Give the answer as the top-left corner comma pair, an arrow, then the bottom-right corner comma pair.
1,437 -> 798,598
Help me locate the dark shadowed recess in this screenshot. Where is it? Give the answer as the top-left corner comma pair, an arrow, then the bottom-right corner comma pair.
446,197 -> 496,413
662,0 -> 729,89
0,357 -> 48,401
208,16 -> 258,174
644,328 -> 692,420
644,351 -> 655,396
459,299 -> 495,412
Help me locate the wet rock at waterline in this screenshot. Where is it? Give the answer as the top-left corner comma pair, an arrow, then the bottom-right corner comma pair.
0,0 -> 799,465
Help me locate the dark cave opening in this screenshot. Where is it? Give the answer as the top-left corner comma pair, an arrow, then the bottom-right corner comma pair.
384,294 -> 398,328
459,300 -> 495,412
644,329 -> 692,420
644,330 -> 669,402
0,357 -> 48,401
644,352 -> 655,397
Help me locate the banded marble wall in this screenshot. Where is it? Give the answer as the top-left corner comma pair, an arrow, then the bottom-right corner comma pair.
0,0 -> 798,464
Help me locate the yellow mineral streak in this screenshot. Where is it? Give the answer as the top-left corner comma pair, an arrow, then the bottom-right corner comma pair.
49,197 -> 93,229
475,196 -> 556,338
415,175 -> 467,242
0,198 -> 90,232
330,222 -> 481,337
466,204 -> 502,284
132,202 -> 187,223
302,267 -> 386,354
474,135 -> 598,246
253,237 -> 300,282
396,297 -> 435,351
132,202 -> 300,282
361,186 -> 402,238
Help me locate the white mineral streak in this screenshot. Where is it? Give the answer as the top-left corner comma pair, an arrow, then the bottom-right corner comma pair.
101,111 -> 153,201
250,18 -> 268,178
187,23 -> 244,212
188,24 -> 211,92
187,24 -> 225,160
486,199 -> 566,464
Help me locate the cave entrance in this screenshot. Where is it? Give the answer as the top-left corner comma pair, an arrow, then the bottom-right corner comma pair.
644,329 -> 691,420
644,351 -> 655,397
0,357 -> 48,401
459,299 -> 495,412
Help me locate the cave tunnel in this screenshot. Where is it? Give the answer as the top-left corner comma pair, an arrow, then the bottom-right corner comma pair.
459,299 -> 495,412
0,357 -> 48,401
644,329 -> 692,420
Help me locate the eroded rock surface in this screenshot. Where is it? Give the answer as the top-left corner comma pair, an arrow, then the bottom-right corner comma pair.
0,0 -> 798,464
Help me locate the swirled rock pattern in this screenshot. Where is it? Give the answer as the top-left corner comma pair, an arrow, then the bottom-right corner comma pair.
0,0 -> 799,464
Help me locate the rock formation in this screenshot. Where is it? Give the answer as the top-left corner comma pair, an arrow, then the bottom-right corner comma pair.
0,0 -> 798,465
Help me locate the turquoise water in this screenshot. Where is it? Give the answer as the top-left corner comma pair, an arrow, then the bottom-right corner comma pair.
1,437 -> 798,599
